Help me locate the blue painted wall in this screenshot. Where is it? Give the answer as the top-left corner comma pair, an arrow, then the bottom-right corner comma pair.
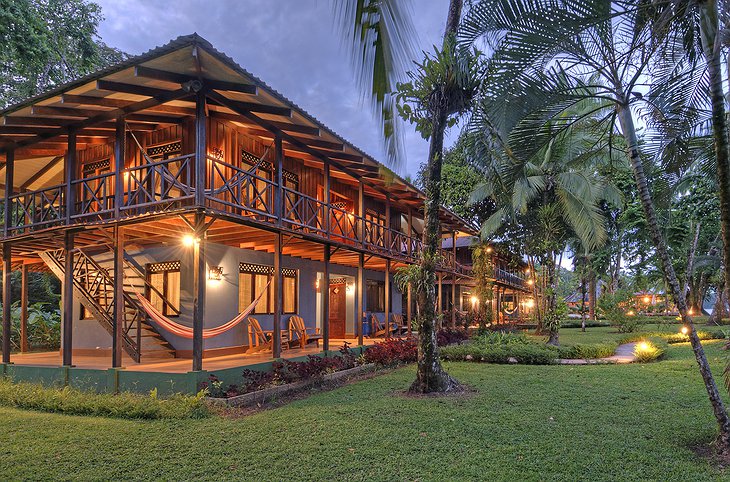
70,241 -> 403,352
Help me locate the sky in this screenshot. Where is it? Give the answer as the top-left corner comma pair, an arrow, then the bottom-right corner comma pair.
94,0 -> 453,180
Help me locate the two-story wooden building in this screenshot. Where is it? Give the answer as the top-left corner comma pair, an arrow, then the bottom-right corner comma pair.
0,35 -> 476,377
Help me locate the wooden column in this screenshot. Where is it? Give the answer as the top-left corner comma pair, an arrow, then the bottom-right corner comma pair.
273,232 -> 283,358
114,117 -> 125,218
192,212 -> 206,371
406,282 -> 412,336
451,232 -> 457,327
2,244 -> 11,363
275,135 -> 284,226
3,150 -> 14,238
357,252 -> 364,346
358,180 -> 365,246
194,91 -> 207,207
437,272 -> 443,315
62,232 -> 74,366
384,258 -> 391,335
451,275 -> 457,328
20,263 -> 28,353
112,226 -> 124,367
407,210 -> 413,257
322,245 -> 330,351
385,198 -> 391,251
65,132 -> 76,223
324,160 -> 331,236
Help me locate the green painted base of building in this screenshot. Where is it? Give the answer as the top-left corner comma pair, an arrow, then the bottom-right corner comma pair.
0,347 -> 367,396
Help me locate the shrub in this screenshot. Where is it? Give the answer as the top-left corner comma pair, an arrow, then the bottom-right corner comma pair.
363,337 -> 417,366
633,340 -> 666,363
475,331 -> 530,346
556,342 -> 617,359
436,328 -> 470,346
597,290 -> 638,332
441,342 -> 558,365
0,379 -> 209,419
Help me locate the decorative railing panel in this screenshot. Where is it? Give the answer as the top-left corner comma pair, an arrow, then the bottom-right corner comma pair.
72,171 -> 115,221
122,154 -> 195,213
7,185 -> 65,234
205,156 -> 276,220
330,205 -> 358,244
282,188 -> 326,236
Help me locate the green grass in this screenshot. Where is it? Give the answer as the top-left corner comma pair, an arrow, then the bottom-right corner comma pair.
1,340 -> 729,480
529,324 -> 684,345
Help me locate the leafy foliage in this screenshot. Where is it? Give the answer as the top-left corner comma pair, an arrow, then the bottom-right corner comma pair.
363,337 -> 418,366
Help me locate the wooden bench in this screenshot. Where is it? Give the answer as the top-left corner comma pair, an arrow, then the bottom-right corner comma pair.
288,315 -> 323,349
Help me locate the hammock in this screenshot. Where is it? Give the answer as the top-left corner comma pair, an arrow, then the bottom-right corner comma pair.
135,278 -> 271,339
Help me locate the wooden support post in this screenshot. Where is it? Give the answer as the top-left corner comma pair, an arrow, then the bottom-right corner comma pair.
451,232 -> 457,327
451,275 -> 457,328
385,198 -> 391,252
20,263 -> 28,353
114,117 -> 125,219
62,232 -> 74,366
357,252 -> 364,346
322,245 -> 330,351
406,282 -> 412,336
2,244 -> 11,363
3,150 -> 14,238
385,258 -> 391,335
273,232 -> 282,357
194,91 -> 207,207
192,212 -> 206,371
65,131 -> 76,223
358,180 -> 364,246
407,210 -> 413,257
275,135 -> 284,226
112,226 -> 124,367
324,160 -> 331,236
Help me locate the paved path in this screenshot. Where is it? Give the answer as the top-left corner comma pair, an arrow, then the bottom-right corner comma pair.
558,342 -> 638,365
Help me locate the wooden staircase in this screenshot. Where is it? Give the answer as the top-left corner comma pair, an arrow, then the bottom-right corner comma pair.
39,248 -> 177,362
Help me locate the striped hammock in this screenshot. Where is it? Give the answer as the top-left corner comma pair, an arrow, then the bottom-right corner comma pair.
135,279 -> 271,339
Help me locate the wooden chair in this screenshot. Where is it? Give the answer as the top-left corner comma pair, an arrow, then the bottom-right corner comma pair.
391,313 -> 407,334
288,315 -> 323,349
247,317 -> 289,353
370,313 -> 398,337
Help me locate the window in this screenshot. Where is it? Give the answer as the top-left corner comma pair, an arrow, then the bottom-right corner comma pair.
146,261 -> 181,316
148,141 -> 182,160
239,262 -> 297,314
366,280 -> 385,312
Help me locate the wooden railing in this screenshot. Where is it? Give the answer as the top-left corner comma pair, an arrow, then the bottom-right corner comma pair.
3,154 -> 470,274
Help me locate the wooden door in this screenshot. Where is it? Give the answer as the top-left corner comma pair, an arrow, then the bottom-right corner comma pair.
329,283 -> 347,338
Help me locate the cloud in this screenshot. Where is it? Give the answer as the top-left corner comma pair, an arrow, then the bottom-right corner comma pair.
94,0 -> 453,178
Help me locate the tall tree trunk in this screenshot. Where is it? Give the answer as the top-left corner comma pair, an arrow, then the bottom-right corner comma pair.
700,0 -> 730,323
617,103 -> 730,455
546,252 -> 559,346
410,0 -> 463,394
588,273 -> 597,320
580,271 -> 587,332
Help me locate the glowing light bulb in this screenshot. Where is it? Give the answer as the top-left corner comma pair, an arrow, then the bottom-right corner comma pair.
182,234 -> 196,247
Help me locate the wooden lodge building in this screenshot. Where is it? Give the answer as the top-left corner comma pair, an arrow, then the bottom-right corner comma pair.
0,35 -> 534,389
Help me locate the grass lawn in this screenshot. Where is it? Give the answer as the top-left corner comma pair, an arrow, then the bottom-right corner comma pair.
530,323 -> 690,345
1,336 -> 730,480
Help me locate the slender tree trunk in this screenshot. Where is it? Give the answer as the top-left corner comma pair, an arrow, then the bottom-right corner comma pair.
580,271 -> 587,332
617,103 -> 730,455
546,252 -> 559,345
410,0 -> 463,394
700,1 -> 730,322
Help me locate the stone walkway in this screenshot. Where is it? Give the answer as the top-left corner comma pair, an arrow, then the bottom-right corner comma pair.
558,342 -> 638,365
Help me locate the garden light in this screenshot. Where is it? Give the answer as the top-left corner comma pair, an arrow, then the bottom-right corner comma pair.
680,326 -> 689,335
627,310 -> 635,316
638,341 -> 649,351
470,296 -> 479,306
643,296 -> 650,304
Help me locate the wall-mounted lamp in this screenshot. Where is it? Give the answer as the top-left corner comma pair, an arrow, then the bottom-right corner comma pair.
208,266 -> 224,281
346,282 -> 353,293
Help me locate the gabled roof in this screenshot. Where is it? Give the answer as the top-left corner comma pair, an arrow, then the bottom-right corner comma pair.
0,34 -> 476,234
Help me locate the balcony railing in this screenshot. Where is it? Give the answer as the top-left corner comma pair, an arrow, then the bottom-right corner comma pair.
2,155 -> 470,274
494,267 -> 526,288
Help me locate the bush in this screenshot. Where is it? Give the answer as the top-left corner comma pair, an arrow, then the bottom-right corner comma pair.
441,342 -> 558,365
0,379 -> 209,419
597,290 -> 638,332
559,320 -> 611,329
363,337 -> 417,366
475,331 -> 530,346
633,340 -> 666,363
436,328 -> 470,347
203,344 -> 363,397
556,342 -> 617,359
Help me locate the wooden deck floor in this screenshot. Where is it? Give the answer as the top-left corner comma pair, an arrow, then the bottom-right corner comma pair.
9,338 -> 376,374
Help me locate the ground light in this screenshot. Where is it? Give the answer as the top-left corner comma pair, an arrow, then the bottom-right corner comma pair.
680,326 -> 689,335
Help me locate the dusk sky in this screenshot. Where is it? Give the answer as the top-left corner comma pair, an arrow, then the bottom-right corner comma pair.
94,0 -> 454,179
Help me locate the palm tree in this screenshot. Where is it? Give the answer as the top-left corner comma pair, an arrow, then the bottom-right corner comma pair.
336,0 -> 476,392
461,0 -> 730,453
469,114 -> 620,345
